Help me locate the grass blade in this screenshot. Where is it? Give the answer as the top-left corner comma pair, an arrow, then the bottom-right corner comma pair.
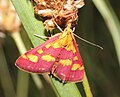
92,0 -> 120,65
11,31 -> 44,96
0,45 -> 16,97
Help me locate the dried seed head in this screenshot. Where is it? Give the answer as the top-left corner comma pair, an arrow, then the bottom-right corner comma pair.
34,0 -> 85,30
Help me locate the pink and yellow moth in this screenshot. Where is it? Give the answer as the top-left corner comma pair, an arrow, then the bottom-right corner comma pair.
15,24 -> 84,82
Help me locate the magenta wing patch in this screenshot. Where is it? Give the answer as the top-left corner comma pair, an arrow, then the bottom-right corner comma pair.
16,33 -> 62,73
53,38 -> 84,82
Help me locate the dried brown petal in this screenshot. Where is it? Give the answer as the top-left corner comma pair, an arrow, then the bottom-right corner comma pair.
35,9 -> 53,17
74,0 -> 85,8
44,19 -> 55,30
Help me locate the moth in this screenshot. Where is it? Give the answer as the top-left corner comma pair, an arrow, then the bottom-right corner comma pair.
15,24 -> 84,82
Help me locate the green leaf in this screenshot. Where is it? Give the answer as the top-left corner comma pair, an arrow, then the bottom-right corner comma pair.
50,76 -> 82,97
12,0 -> 45,47
11,0 -> 82,97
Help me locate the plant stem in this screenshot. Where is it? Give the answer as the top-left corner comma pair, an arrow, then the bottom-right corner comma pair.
11,32 -> 29,97
82,73 -> 93,97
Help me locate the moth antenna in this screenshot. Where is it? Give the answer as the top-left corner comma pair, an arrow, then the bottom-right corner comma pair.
73,33 -> 103,50
34,34 -> 49,39
52,13 -> 63,32
53,21 -> 64,32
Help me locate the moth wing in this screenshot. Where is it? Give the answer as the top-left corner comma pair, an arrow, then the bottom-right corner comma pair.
53,39 -> 84,82
15,33 -> 62,73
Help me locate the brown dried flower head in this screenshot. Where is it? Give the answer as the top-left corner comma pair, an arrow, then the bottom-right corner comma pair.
34,0 -> 84,30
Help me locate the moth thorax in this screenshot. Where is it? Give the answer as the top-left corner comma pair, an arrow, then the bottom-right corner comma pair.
59,34 -> 72,47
